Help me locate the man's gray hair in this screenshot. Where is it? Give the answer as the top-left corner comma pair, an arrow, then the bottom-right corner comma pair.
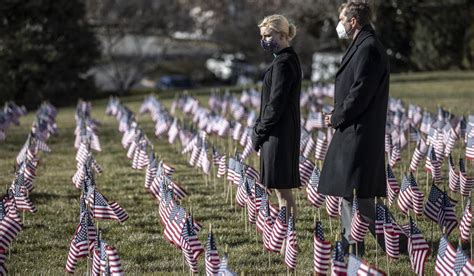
339,1 -> 372,26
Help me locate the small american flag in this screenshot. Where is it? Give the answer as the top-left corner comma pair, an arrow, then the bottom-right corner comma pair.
437,192 -> 458,235
347,254 -> 385,275
12,174 -> 37,213
397,173 -> 424,215
453,245 -> 474,275
307,166 -> 325,208
105,245 -> 124,275
302,135 -> 315,158
425,147 -> 442,184
386,165 -> 399,205
423,184 -> 444,224
0,199 -> 23,251
459,199 -> 472,242
313,221 -> 331,274
374,203 -> 386,235
205,231 -> 220,276
459,158 -> 474,196
180,216 -> 203,273
389,143 -> 401,167
407,217 -> 430,275
65,212 -> 95,273
217,155 -> 227,178
331,241 -> 347,276
0,248 -> 7,275
383,208 -> 400,259
284,215 -> 298,269
315,131 -> 328,161
325,196 -> 341,218
267,207 -> 287,253
87,189 -> 128,223
144,152 -> 158,190
466,135 -> 474,160
236,177 -> 249,208
350,197 -> 369,243
299,156 -> 315,186
410,138 -> 428,172
448,154 -> 460,192
435,235 -> 456,275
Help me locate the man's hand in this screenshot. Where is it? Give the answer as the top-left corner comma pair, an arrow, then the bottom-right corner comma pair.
324,113 -> 333,127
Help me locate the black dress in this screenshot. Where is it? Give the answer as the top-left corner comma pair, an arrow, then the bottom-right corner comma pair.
318,25 -> 389,198
252,47 -> 302,189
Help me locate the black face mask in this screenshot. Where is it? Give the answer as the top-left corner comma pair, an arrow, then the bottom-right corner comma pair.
260,38 -> 279,52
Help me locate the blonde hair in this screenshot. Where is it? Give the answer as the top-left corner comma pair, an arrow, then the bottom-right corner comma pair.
258,14 -> 297,41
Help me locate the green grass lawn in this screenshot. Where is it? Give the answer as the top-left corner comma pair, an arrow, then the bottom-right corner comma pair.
0,70 -> 473,275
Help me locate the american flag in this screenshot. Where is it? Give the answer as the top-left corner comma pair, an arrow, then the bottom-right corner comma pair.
144,152 -> 158,190
397,173 -> 424,215
383,208 -> 400,259
0,199 -> 23,251
435,235 -> 456,275
257,194 -> 270,233
299,156 -> 315,186
315,131 -> 328,161
284,215 -> 298,269
105,245 -> 124,275
217,154 -> 227,178
467,136 -> 474,160
189,143 -> 202,167
350,197 -> 369,243
252,184 -> 265,225
454,245 -> 474,275
385,133 -> 392,154
180,216 -> 204,273
425,146 -> 442,184
87,189 -> 128,223
407,217 -> 430,275
347,254 -> 385,275
0,248 -> 7,275
12,174 -> 37,213
313,221 -> 331,274
459,158 -> 474,196
245,164 -> 260,182
205,231 -> 220,276
65,212 -> 96,273
91,239 -> 103,276
331,241 -> 347,276
437,192 -> 458,235
218,252 -> 236,275
410,138 -> 428,172
267,206 -> 287,253
374,203 -> 386,235
306,166 -> 325,208
302,135 -> 315,158
444,127 -> 458,157
459,199 -> 472,242
423,184 -> 444,223
164,205 -> 186,248
389,143 -> 401,167
448,154 -> 460,192
386,164 -> 399,205
132,139 -> 149,170
325,196 -> 341,218
236,177 -> 249,208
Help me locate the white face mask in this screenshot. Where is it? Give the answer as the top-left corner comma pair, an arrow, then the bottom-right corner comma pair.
336,21 -> 349,39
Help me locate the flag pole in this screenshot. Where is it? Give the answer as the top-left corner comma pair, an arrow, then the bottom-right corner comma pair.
353,189 -> 358,259
375,197 -> 378,269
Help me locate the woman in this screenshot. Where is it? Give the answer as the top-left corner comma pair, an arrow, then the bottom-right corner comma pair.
251,14 -> 302,223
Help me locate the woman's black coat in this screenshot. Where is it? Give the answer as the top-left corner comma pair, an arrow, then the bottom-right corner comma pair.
318,25 -> 389,198
252,47 -> 302,189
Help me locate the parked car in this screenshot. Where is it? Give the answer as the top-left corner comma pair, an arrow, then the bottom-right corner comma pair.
156,75 -> 194,89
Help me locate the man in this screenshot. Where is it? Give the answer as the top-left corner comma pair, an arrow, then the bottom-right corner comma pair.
318,1 -> 405,256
